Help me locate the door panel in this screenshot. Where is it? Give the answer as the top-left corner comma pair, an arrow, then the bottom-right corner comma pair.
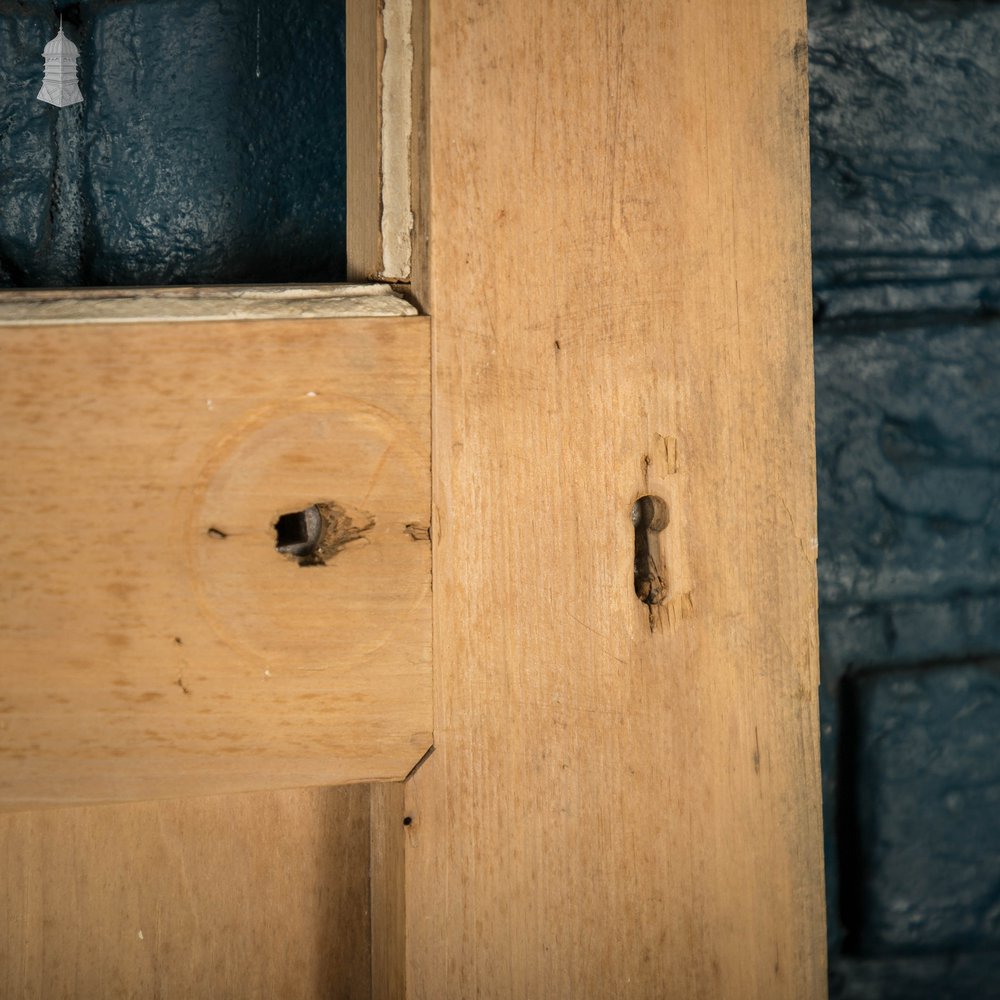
0,313 -> 431,807
0,785 -> 371,1000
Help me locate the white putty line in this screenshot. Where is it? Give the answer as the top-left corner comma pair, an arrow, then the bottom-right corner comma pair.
0,284 -> 417,325
380,0 -> 413,281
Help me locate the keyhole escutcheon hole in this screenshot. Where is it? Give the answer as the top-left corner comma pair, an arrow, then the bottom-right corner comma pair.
632,494 -> 668,605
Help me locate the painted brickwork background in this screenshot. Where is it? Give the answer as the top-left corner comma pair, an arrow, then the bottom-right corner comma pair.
810,0 -> 1000,996
0,1 -> 346,286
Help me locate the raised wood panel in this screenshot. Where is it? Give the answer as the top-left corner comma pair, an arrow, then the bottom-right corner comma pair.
0,785 -> 371,1000
0,315 -> 431,807
405,0 -> 825,996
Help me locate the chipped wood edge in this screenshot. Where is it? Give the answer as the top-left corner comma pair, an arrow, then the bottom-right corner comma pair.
0,284 -> 418,325
379,0 -> 414,281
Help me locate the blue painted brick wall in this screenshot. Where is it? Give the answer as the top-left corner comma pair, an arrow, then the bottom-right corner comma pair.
846,665 -> 1000,955
0,1 -> 346,286
810,0 -> 1000,996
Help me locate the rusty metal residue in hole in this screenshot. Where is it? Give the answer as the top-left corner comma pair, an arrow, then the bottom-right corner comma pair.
632,494 -> 669,607
274,502 -> 375,567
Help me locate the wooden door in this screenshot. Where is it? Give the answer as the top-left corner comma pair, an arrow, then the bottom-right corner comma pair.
0,0 -> 826,997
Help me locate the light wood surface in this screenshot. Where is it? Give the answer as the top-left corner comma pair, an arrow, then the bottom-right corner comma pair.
0,284 -> 416,326
407,0 -> 429,309
346,1 -> 383,280
347,0 -> 415,284
371,780 -> 407,1000
405,0 -> 825,996
379,0 -> 414,281
0,785 -> 371,1000
0,315 -> 431,806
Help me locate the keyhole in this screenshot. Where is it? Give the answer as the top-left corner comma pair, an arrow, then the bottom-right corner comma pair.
632,495 -> 668,605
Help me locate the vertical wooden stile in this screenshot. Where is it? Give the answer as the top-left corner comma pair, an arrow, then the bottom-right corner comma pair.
404,0 -> 827,996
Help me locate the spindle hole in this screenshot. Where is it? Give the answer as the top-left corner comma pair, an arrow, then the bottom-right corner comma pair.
275,505 -> 325,563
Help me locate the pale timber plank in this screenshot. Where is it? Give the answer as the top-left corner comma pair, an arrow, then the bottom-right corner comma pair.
371,780 -> 407,1000
347,2 -> 383,280
379,0 -> 414,281
0,316 -> 431,806
346,0 -> 416,284
0,785 -> 371,1000
407,0 -> 430,308
405,0 -> 825,997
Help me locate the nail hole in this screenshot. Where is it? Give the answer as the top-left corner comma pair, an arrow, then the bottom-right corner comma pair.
402,816 -> 413,827
632,494 -> 668,605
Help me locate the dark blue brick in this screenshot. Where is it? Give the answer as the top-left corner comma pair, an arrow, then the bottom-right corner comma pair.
815,322 -> 1000,607
830,952 -> 1000,1000
819,595 -> 1000,681
809,0 -> 1000,319
844,663 -> 1000,954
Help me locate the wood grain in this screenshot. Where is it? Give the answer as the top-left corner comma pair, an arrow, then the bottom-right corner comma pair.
347,0 -> 415,284
379,0 -> 414,282
346,1 -> 383,280
406,0 -> 825,996
0,315 -> 431,806
0,785 -> 371,1000
407,0 -> 429,309
370,780 -> 407,1000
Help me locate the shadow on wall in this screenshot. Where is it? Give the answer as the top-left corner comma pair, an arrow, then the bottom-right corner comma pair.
810,0 -> 1000,997
0,0 -> 346,287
